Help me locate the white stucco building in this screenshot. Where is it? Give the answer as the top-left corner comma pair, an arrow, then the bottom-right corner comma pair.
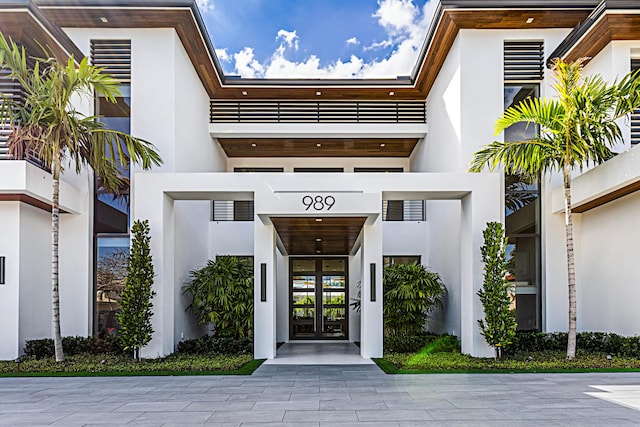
1,0 -> 639,361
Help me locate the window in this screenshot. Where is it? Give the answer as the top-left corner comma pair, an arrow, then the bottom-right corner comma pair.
92,39 -> 132,336
504,83 -> 542,331
383,256 -> 421,267
234,167 -> 284,172
293,167 -> 344,173
382,200 -> 425,221
354,167 -> 404,173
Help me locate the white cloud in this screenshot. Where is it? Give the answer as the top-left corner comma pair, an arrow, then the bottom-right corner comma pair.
221,0 -> 437,79
346,37 -> 360,46
215,48 -> 231,62
196,0 -> 214,13
276,29 -> 299,50
265,52 -> 364,79
373,0 -> 418,35
233,47 -> 264,78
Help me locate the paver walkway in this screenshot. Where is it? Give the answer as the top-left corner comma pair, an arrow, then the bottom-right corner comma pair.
1,365 -> 640,426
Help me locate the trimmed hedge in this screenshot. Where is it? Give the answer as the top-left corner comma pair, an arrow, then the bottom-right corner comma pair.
1,353 -> 255,375
24,336 -> 122,359
504,331 -> 640,357
384,333 -> 442,354
175,336 -> 253,355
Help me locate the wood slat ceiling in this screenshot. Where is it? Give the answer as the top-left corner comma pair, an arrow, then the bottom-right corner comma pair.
35,4 -> 593,101
0,10 -> 82,62
38,7 -> 224,98
271,217 -> 366,255
563,14 -> 640,64
217,138 -> 419,158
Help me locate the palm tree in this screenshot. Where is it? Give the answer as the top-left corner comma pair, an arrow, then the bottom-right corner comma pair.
0,33 -> 162,362
470,58 -> 640,360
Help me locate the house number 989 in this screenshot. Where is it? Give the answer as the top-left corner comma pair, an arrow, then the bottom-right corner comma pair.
302,195 -> 335,211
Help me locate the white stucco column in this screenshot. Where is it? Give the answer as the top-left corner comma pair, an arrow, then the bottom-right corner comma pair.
460,181 -> 502,357
254,217 -> 277,359
360,215 -> 383,358
134,177 -> 175,358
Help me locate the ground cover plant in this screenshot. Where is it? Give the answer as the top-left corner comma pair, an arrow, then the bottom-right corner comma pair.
377,331 -> 640,373
0,353 -> 258,377
5,335 -> 261,377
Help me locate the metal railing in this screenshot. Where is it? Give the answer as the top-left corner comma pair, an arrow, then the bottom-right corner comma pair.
382,200 -> 425,221
210,100 -> 426,124
632,109 -> 640,145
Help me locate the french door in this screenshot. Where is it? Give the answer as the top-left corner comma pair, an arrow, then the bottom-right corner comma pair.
290,257 -> 348,340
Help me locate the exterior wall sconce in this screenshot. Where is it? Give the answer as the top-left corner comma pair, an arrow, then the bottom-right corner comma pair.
260,263 -> 267,302
0,256 -> 5,284
370,263 -> 376,302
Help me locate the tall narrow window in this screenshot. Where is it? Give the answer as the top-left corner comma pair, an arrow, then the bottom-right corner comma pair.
503,84 -> 542,331
504,40 -> 543,331
91,39 -> 132,336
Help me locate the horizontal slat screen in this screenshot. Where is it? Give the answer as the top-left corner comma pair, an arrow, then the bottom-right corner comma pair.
382,200 -> 425,221
91,40 -> 131,83
632,59 -> 640,145
210,101 -> 425,124
0,67 -> 25,160
504,41 -> 544,82
212,200 -> 254,221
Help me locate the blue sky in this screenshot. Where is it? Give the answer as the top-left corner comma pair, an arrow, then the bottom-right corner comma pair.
197,0 -> 435,79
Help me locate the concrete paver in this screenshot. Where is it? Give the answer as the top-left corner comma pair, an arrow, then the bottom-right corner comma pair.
1,365 -> 640,425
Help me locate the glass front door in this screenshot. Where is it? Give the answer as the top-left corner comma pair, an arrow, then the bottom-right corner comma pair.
290,258 -> 348,340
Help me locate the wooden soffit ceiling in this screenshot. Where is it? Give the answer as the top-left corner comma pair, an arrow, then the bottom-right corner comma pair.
33,3 -> 593,100
563,13 -> 640,64
0,6 -> 83,62
217,138 -> 419,158
271,217 -> 366,256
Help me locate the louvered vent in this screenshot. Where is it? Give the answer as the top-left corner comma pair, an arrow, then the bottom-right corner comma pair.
632,59 -> 640,145
0,67 -> 26,160
90,39 -> 131,82
504,41 -> 544,82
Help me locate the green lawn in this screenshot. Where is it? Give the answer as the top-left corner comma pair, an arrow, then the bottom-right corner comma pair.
376,351 -> 640,374
0,354 -> 263,377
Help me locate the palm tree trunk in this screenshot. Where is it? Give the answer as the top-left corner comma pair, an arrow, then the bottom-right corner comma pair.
52,153 -> 64,362
563,163 -> 577,360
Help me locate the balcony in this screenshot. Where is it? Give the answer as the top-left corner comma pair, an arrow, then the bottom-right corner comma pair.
210,100 -> 425,124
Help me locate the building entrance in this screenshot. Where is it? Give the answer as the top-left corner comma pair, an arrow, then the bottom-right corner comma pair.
290,257 -> 348,340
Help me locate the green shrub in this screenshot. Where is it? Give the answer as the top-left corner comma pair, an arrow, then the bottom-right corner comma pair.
477,222 -> 517,358
24,336 -> 121,359
418,335 -> 460,354
384,333 -> 440,354
1,353 -> 254,375
383,263 -> 446,337
184,256 -> 253,338
175,336 -> 253,355
117,219 -> 155,359
504,331 -> 640,357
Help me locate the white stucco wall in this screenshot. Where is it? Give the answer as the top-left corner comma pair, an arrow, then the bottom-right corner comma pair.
579,193 -> 640,335
173,201 -> 211,345
0,202 -> 20,360
19,204 -> 57,348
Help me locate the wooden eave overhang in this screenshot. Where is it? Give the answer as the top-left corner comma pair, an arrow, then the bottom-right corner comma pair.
30,0 -> 598,101
0,0 -> 83,62
547,1 -> 640,66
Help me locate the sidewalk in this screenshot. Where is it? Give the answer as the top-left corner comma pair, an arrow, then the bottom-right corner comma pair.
0,365 -> 639,425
